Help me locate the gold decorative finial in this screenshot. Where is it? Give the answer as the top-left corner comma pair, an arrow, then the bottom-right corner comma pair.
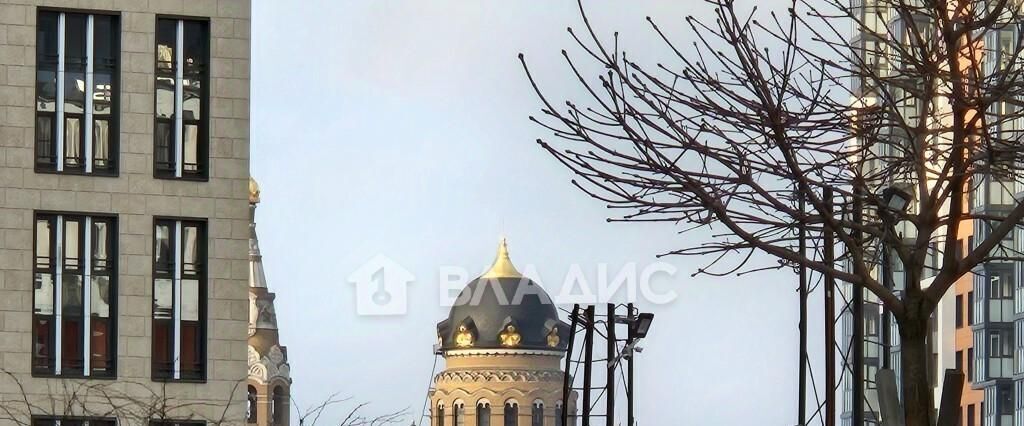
499,324 -> 522,347
455,325 -> 475,348
547,327 -> 560,348
249,177 -> 261,204
481,238 -> 523,279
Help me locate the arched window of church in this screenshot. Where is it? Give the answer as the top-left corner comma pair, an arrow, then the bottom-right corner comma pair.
454,400 -> 466,426
247,385 -> 258,423
531,400 -> 543,426
437,401 -> 446,426
477,400 -> 491,426
503,400 -> 518,426
272,385 -> 286,425
554,402 -> 563,426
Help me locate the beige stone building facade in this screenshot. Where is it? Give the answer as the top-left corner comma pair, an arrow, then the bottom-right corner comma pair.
0,0 -> 252,424
430,241 -> 576,426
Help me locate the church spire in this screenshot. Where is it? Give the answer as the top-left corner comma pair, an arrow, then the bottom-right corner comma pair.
481,237 -> 523,279
249,177 -> 268,289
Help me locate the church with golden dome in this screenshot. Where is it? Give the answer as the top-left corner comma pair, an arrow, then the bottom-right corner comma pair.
246,178 -> 293,426
430,240 -> 577,426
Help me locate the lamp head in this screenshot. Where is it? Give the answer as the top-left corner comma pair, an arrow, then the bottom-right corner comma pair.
881,186 -> 912,213
630,312 -> 655,339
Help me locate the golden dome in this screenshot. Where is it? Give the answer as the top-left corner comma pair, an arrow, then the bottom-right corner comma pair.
481,238 -> 522,279
249,177 -> 261,204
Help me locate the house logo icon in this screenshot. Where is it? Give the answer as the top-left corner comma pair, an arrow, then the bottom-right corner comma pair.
348,255 -> 415,316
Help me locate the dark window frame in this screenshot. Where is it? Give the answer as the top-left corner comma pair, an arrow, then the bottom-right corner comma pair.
503,401 -> 518,426
152,15 -> 210,181
968,291 -> 975,326
31,210 -> 118,379
32,416 -> 117,426
957,294 -> 964,328
531,402 -> 543,426
150,216 -> 208,383
33,8 -> 121,177
476,401 -> 491,426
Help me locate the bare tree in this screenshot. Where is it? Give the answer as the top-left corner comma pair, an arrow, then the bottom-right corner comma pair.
0,369 -> 245,425
291,393 -> 406,426
521,0 -> 1024,424
0,369 -> 406,426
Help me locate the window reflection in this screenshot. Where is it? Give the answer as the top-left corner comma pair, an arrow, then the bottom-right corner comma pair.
35,11 -> 118,174
36,219 -> 51,268
90,275 -> 111,374
33,214 -> 117,377
62,274 -> 84,374
182,279 -> 199,322
155,223 -> 173,274
155,121 -> 175,172
36,70 -> 56,111
92,221 -> 108,269
183,225 -> 199,274
64,14 -> 87,67
154,279 -> 173,320
153,220 -> 206,381
90,276 -> 111,318
156,78 -> 176,119
184,124 -> 199,172
155,18 -> 208,179
156,20 -> 176,72
65,116 -> 82,167
34,273 -> 54,315
183,79 -> 201,117
93,119 -> 110,169
64,219 -> 80,269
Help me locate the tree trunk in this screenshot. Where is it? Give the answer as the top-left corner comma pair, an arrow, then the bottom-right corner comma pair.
900,309 -> 934,426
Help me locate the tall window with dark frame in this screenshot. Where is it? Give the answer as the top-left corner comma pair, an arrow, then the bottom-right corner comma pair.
530,402 -> 543,426
477,401 -> 491,426
32,213 -> 116,377
35,11 -> 118,175
154,18 -> 209,179
957,294 -> 964,328
149,422 -> 205,426
969,291 -> 975,326
969,347 -> 975,382
32,418 -> 116,426
503,401 -> 518,426
247,385 -> 258,424
152,219 -> 206,380
454,402 -> 465,426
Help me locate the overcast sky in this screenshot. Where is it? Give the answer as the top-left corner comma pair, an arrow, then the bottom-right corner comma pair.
249,1 -> 821,424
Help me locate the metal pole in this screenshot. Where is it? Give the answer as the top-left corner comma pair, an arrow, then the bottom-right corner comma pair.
606,304 -> 616,426
562,304 -> 580,426
853,187 -> 865,426
626,303 -> 635,426
583,306 -> 595,426
799,191 -> 808,426
824,187 -> 836,426
882,227 -> 892,370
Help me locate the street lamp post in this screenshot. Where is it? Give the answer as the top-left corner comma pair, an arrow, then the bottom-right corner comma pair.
622,307 -> 654,426
880,187 -> 911,370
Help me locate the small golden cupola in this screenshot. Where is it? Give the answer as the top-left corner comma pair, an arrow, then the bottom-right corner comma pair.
481,238 -> 522,279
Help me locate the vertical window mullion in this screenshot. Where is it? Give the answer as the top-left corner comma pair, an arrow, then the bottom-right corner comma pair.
56,14 -> 66,172
173,220 -> 183,379
82,216 -> 92,376
84,15 -> 94,174
53,216 -> 63,375
174,20 -> 184,179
